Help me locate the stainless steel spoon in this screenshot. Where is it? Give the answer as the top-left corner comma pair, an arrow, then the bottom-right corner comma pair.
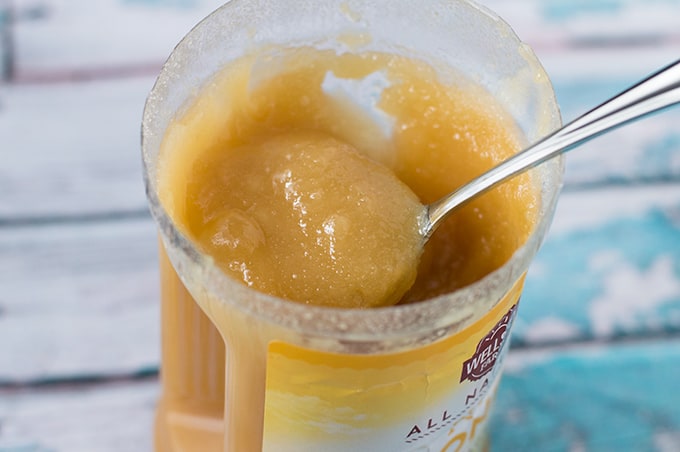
420,60 -> 680,240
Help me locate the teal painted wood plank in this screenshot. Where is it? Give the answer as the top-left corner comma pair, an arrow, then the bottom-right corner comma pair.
491,340 -> 680,451
513,185 -> 680,347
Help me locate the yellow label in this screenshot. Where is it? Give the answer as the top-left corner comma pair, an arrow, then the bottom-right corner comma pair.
262,279 -> 524,451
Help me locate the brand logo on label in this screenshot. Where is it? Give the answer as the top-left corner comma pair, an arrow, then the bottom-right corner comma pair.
460,304 -> 517,383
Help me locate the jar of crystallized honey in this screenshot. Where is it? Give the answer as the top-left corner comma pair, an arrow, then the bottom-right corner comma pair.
142,1 -> 563,451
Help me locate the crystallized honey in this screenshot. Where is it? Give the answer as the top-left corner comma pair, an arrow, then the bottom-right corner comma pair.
159,47 -> 535,308
155,46 -> 536,451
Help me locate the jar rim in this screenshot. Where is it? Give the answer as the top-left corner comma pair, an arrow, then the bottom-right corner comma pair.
141,0 -> 564,343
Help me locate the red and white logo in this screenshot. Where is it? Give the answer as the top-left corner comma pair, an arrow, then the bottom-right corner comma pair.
460,304 -> 517,383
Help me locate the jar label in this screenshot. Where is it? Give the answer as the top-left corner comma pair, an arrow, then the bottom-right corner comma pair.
262,279 -> 523,452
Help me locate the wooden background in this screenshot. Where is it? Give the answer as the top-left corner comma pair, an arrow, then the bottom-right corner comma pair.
1,0 -> 680,450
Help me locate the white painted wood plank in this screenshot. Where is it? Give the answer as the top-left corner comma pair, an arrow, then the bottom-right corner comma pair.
0,76 -> 154,218
12,0 -> 224,80
10,0 -> 679,78
1,47 -> 679,219
2,185 -> 680,380
3,340 -> 680,452
0,380 -> 158,451
0,217 -> 160,382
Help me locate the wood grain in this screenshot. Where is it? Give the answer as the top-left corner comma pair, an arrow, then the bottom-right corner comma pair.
0,218 -> 160,383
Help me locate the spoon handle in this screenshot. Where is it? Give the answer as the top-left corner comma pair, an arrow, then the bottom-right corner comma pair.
424,59 -> 680,239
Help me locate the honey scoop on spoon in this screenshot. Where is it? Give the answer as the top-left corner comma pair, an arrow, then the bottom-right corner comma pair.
420,59 -> 680,240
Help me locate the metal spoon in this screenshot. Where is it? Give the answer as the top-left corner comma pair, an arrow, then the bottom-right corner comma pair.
420,60 -> 680,240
